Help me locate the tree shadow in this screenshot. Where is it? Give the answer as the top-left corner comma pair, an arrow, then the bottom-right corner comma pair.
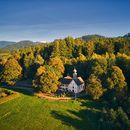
51,99 -> 108,130
0,86 -> 34,96
52,109 -> 102,130
79,98 -> 108,109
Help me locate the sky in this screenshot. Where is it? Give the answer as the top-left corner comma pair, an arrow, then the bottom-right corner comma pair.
0,0 -> 130,42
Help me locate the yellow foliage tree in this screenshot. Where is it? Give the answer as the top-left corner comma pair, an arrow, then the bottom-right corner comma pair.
49,56 -> 64,74
1,58 -> 22,85
36,66 -> 46,76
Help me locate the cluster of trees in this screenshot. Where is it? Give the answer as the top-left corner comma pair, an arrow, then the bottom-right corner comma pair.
0,36 -> 130,94
99,107 -> 130,130
0,35 -> 130,129
33,56 -> 64,93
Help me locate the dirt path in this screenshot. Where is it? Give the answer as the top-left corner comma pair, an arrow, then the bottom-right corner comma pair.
36,93 -> 73,100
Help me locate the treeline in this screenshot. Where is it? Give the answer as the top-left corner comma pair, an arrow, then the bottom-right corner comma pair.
0,35 -> 130,129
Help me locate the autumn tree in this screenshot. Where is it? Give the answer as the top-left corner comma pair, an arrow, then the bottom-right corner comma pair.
95,39 -> 114,54
51,40 -> 60,57
85,74 -> 104,100
51,39 -> 71,58
34,66 -> 60,93
34,54 -> 44,66
116,53 -> 130,91
36,66 -> 46,76
86,54 -> 107,77
82,41 -> 94,58
49,56 -> 64,77
106,66 -> 127,101
1,58 -> 22,85
64,36 -> 74,58
76,53 -> 86,62
106,66 -> 126,90
23,52 -> 34,78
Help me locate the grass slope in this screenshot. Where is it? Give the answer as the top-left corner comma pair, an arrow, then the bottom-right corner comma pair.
0,91 -> 106,130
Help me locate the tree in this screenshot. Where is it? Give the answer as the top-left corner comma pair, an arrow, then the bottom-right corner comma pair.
72,45 -> 82,58
85,74 -> 104,100
51,40 -> 60,57
82,41 -> 94,57
36,66 -> 46,76
77,53 -> 86,62
23,52 -> 34,78
49,56 -> 64,77
12,51 -> 21,61
106,66 -> 126,90
51,38 -> 72,58
34,66 -> 60,93
1,58 -> 22,85
86,54 -> 107,76
64,36 -> 74,58
95,39 -> 114,54
106,66 -> 127,101
102,107 -> 130,130
116,53 -> 130,92
34,54 -> 44,66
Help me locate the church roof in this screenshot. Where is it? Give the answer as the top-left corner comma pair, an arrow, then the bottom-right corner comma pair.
61,78 -> 72,84
61,76 -> 84,86
77,77 -> 84,83
64,76 -> 72,79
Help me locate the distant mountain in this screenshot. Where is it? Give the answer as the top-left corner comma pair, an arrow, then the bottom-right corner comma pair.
81,34 -> 105,41
0,33 -> 130,51
3,40 -> 35,51
123,33 -> 130,38
0,41 -> 16,48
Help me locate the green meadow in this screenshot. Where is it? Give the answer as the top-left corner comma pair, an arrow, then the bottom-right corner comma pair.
0,89 -> 106,130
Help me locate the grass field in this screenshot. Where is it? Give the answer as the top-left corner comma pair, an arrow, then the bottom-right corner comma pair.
0,88 -> 107,130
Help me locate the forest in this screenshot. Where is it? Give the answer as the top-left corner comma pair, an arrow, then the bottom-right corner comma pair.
1,34 -> 130,129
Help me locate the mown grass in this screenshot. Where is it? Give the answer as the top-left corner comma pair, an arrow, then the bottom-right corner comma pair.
0,92 -> 19,105
0,89 -> 106,130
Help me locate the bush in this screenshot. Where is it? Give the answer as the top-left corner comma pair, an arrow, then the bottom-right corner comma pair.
0,88 -> 13,98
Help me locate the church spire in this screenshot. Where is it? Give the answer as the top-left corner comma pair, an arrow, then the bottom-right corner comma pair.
73,67 -> 77,79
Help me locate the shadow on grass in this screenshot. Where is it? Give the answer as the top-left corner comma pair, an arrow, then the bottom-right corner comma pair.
79,99 -> 108,109
0,86 -> 34,96
51,99 -> 108,130
52,109 -> 102,130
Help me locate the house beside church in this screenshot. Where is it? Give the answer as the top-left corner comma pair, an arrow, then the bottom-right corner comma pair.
60,68 -> 85,93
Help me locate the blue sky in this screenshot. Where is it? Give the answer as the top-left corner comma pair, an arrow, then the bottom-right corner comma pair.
0,0 -> 130,42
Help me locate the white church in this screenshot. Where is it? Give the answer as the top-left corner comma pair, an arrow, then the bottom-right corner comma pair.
60,68 -> 85,93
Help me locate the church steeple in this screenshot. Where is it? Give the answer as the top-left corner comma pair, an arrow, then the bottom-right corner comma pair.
73,67 -> 77,79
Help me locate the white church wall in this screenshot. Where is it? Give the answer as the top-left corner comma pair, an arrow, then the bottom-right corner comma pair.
68,80 -> 78,93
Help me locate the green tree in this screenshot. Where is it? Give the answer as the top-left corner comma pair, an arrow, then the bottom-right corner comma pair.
23,52 -> 34,78
106,66 -> 127,100
116,53 -> 130,92
86,54 -> 107,76
64,36 -> 74,58
106,66 -> 126,90
85,74 -> 104,100
102,107 -> 130,130
51,40 -> 60,57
